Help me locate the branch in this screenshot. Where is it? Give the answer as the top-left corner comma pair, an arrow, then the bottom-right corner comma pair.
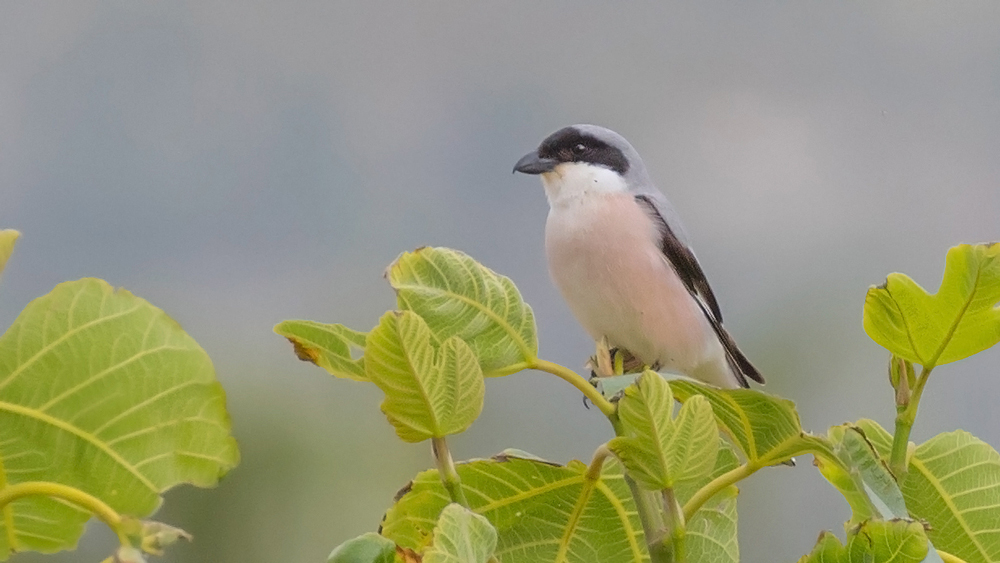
529,359 -> 616,417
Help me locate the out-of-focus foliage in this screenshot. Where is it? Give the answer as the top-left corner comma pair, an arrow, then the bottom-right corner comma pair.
0,234 -> 238,561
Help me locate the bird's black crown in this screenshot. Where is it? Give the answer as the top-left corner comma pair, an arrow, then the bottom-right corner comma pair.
537,127 -> 630,175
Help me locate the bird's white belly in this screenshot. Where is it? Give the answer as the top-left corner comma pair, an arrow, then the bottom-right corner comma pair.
545,193 -> 720,375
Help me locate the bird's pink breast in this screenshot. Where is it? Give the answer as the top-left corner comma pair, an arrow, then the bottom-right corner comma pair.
545,192 -> 720,376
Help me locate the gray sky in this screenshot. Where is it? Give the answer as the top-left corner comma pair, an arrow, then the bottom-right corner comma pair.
3,2 -> 999,562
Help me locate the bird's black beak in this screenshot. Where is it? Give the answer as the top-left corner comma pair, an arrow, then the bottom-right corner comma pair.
513,151 -> 558,175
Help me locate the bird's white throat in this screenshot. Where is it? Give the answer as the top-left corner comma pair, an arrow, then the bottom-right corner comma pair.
541,162 -> 628,208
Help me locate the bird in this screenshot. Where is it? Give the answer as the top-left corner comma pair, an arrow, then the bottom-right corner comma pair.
513,124 -> 763,389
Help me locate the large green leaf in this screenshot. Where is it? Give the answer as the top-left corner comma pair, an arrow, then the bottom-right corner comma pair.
864,242 -> 1000,367
386,247 -> 538,375
274,320 -> 368,381
669,381 -> 832,468
0,230 -> 17,279
798,520 -> 929,563
382,452 -> 649,563
608,372 -> 718,489
424,504 -> 497,563
365,311 -> 484,443
858,420 -> 1000,563
382,448 -> 740,563
0,278 -> 239,559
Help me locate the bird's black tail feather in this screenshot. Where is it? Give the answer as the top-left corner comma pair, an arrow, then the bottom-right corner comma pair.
715,324 -> 764,388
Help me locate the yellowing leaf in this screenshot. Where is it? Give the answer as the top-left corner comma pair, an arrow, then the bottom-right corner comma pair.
274,320 -> 367,381
387,247 -> 537,376
864,242 -> 1000,367
365,311 -> 484,443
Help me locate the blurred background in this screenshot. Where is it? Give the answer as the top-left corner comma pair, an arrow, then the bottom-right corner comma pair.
2,2 -> 999,561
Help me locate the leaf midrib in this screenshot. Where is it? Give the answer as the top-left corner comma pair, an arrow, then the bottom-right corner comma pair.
927,258 -> 984,367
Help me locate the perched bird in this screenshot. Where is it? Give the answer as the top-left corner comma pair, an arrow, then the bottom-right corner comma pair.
514,124 -> 763,389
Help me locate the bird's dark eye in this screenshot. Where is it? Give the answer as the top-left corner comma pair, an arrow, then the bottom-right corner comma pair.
571,143 -> 587,155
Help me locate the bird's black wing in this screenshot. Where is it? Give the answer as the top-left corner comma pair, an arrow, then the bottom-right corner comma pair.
635,195 -> 764,386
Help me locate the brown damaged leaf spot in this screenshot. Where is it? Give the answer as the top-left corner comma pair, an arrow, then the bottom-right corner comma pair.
398,546 -> 421,563
286,337 -> 321,364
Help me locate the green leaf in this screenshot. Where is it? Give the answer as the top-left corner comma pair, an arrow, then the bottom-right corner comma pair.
423,504 -> 497,563
797,520 -> 929,563
822,425 -> 906,525
864,242 -> 1000,367
327,532 -> 397,563
365,311 -> 485,443
0,230 -> 18,279
387,247 -> 538,375
669,380 -> 832,468
608,371 -> 718,489
382,452 -> 649,563
0,278 -> 239,559
858,421 -> 1000,563
274,320 -> 368,381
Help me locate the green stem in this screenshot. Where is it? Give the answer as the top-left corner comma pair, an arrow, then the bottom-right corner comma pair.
431,437 -> 470,508
608,417 -> 672,563
585,445 -> 613,481
529,358 -> 616,417
682,463 -> 755,522
662,487 -> 686,563
0,481 -> 130,545
889,366 -> 932,479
